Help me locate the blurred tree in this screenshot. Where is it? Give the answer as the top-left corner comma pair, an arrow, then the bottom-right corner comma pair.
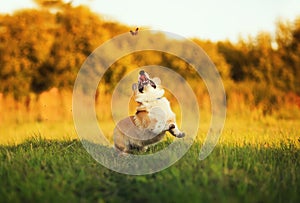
289,17 -> 300,94
0,1 -> 299,115
0,10 -> 55,99
275,18 -> 300,94
217,41 -> 248,81
33,0 -> 66,8
193,39 -> 231,82
275,19 -> 293,49
48,5 -> 128,89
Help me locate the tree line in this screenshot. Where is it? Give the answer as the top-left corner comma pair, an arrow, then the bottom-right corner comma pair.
0,1 -> 299,113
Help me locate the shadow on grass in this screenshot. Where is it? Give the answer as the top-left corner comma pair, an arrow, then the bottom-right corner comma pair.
0,138 -> 299,203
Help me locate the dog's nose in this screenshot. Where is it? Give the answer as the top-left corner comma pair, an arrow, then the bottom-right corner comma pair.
139,70 -> 145,75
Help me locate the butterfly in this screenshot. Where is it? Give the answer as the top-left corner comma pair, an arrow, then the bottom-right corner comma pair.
130,27 -> 139,36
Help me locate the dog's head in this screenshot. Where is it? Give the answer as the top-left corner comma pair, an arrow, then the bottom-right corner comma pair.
137,70 -> 156,93
132,70 -> 164,103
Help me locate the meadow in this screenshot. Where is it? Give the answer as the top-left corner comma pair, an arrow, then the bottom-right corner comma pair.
0,98 -> 299,203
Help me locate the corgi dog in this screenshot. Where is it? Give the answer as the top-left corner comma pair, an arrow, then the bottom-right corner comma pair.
113,70 -> 185,153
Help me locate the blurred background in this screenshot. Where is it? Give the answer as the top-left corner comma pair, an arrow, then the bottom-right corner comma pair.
0,0 -> 299,144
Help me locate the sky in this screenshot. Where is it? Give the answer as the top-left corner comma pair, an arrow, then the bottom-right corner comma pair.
1,0 -> 300,42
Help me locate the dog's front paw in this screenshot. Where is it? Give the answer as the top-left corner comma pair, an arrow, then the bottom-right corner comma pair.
168,124 -> 185,138
169,123 -> 175,130
176,132 -> 185,138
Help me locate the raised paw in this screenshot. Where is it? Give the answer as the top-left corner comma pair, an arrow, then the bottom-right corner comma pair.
176,132 -> 185,138
168,125 -> 185,138
169,124 -> 175,130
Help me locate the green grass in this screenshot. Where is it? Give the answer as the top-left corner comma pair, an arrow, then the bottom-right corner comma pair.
0,136 -> 299,203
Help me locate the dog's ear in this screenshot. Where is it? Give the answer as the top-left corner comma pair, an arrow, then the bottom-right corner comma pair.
149,80 -> 156,89
152,77 -> 161,85
132,83 -> 138,91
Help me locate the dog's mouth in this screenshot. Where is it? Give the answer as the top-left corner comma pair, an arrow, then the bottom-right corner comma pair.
139,74 -> 148,84
138,70 -> 156,93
